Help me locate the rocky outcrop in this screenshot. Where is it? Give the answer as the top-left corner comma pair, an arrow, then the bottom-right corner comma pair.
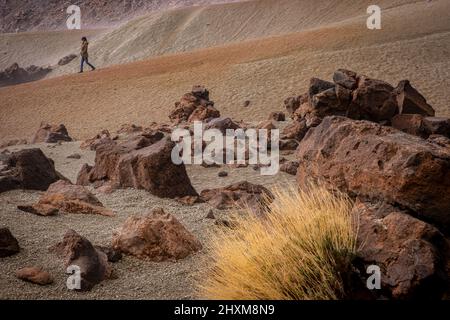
18,180 -> 114,217
296,116 -> 450,233
31,123 -> 72,144
58,54 -> 77,66
77,135 -> 198,199
353,200 -> 449,299
16,267 -> 53,285
0,148 -> 64,193
50,229 -> 112,291
169,86 -> 220,124
0,227 -> 20,258
200,181 -> 274,215
285,70 -> 436,135
112,208 -> 202,261
80,130 -> 116,151
0,63 -> 51,88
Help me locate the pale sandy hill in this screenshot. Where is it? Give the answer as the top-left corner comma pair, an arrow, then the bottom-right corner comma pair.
52,0 -> 422,74
0,29 -> 107,70
0,0 -> 449,142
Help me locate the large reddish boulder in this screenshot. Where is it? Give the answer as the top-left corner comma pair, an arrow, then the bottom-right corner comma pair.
353,200 -> 449,299
77,136 -> 198,199
112,208 -> 202,261
31,123 -> 73,144
394,80 -> 435,116
200,181 -> 274,215
0,148 -> 64,193
0,227 -> 20,257
296,116 -> 450,233
18,180 -> 114,217
50,229 -> 112,291
169,86 -> 220,124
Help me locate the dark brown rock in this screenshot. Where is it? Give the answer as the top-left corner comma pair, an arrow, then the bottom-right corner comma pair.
279,139 -> 299,151
94,246 -> 122,263
0,227 -> 20,257
391,114 -> 425,137
333,69 -> 358,90
395,80 -> 435,116
351,76 -> 398,122
0,148 -> 63,193
280,160 -> 299,175
16,267 -> 53,285
32,123 -> 72,144
281,120 -> 309,141
354,200 -> 449,299
50,229 -> 112,291
204,117 -> 240,135
422,117 -> 450,138
269,112 -> 286,122
78,136 -> 198,199
200,181 -> 274,215
18,180 -> 114,217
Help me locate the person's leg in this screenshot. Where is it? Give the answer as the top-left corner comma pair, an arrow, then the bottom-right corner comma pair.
85,57 -> 96,70
80,57 -> 85,73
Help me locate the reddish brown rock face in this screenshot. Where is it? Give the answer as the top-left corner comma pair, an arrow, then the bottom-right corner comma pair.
169,86 -> 220,124
296,116 -> 450,233
18,180 -> 114,217
200,181 -> 274,215
112,208 -> 202,261
16,267 -> 53,286
395,80 -> 435,116
0,148 -> 64,193
80,129 -> 115,151
281,120 -> 308,141
391,114 -> 425,137
204,117 -> 240,135
77,136 -> 198,199
50,229 -> 112,291
0,227 -> 20,258
31,123 -> 73,144
353,200 -> 449,300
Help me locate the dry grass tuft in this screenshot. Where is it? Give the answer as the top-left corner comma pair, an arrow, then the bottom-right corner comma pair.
198,184 -> 358,300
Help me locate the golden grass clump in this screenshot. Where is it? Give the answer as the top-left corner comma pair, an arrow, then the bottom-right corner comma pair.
199,184 -> 358,300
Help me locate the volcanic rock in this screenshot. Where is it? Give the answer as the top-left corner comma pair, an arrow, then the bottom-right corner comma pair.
50,229 -> 112,291
0,148 -> 64,193
31,122 -> 72,144
0,227 -> 20,257
112,208 -> 202,261
16,267 -> 53,285
296,116 -> 450,233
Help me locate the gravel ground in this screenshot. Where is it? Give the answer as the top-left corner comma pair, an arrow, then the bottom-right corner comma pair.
0,141 -> 295,299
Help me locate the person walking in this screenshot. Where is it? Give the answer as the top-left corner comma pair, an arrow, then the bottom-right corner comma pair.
79,37 -> 96,73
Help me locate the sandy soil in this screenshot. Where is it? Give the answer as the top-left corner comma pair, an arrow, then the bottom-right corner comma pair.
1,0 -> 449,142
0,139 -> 295,299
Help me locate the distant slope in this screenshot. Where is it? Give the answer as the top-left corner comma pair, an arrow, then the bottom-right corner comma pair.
56,0 -> 423,70
0,0 -> 240,33
1,0 -> 449,142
